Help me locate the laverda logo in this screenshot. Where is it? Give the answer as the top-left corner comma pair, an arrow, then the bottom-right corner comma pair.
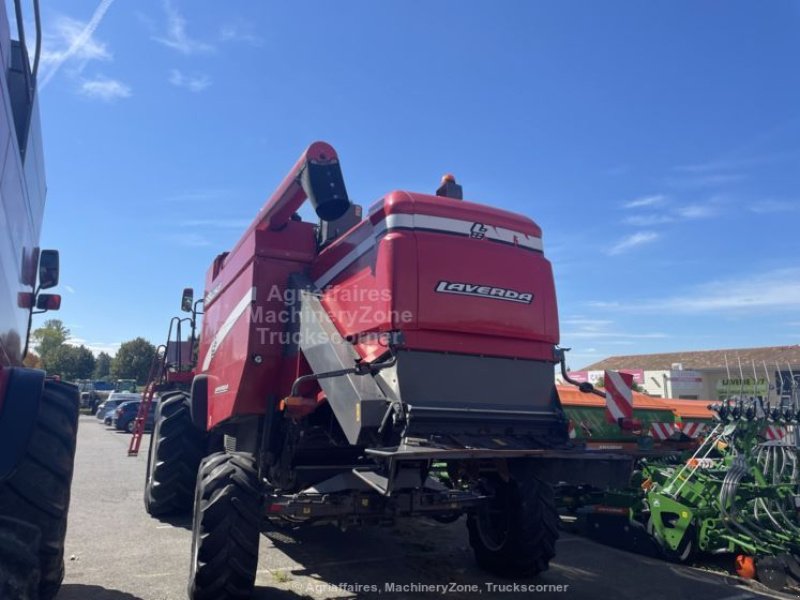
435,280 -> 534,304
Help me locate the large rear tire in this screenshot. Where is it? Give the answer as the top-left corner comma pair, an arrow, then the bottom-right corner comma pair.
467,465 -> 558,577
144,392 -> 205,516
0,517 -> 41,600
188,452 -> 261,600
0,379 -> 79,600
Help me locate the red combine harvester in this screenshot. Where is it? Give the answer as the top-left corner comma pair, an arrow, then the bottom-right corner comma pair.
0,1 -> 79,599
143,142 -> 631,599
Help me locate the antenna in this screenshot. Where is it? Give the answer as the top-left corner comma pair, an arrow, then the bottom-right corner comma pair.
763,360 -> 773,410
737,355 -> 745,400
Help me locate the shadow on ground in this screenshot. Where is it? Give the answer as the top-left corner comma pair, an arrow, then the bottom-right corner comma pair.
152,513 -> 192,531
57,584 -> 144,600
254,517 -> 528,599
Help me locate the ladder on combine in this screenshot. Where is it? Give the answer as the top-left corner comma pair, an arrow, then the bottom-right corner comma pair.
127,345 -> 167,456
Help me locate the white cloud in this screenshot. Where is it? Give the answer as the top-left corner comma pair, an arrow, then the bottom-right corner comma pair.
675,203 -> 721,219
607,231 -> 659,255
171,232 -> 211,247
623,214 -> 675,227
169,69 -> 212,92
40,0 -> 117,88
592,268 -> 800,314
154,0 -> 214,55
623,195 -> 666,209
560,318 -> 614,330
79,76 -> 131,101
63,285 -> 76,294
66,337 -> 120,357
219,24 -> 263,46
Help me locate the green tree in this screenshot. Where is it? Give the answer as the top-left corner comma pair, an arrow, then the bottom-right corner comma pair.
48,345 -> 96,381
111,338 -> 156,384
32,319 -> 69,367
93,351 -> 112,380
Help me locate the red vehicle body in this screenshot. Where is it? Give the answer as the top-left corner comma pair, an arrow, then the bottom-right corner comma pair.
197,156 -> 560,429
145,141 -> 629,600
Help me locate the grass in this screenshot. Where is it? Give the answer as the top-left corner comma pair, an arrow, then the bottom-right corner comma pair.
272,570 -> 292,583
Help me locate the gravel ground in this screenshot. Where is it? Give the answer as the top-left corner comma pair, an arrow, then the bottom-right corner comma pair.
56,416 -> 787,600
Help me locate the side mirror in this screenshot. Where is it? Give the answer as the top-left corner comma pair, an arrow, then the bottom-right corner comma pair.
36,293 -> 61,311
38,250 -> 59,290
181,288 -> 194,312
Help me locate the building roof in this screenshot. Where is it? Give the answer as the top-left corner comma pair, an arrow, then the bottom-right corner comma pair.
581,345 -> 800,372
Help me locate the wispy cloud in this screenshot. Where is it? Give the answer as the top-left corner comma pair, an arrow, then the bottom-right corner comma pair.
66,337 -> 121,357
219,23 -> 263,46
590,268 -> 800,314
560,318 -> 614,330
40,0 -> 117,88
674,203 -> 721,219
607,231 -> 659,255
63,285 -> 76,294
622,195 -> 724,227
154,0 -> 214,55
171,232 -> 211,247
560,317 -> 669,363
623,194 -> 666,209
623,214 -> 675,227
169,69 -> 211,92
79,76 -> 131,101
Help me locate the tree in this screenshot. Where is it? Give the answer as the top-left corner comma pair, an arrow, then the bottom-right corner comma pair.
93,351 -> 112,380
111,338 -> 156,384
48,345 -> 95,381
32,319 -> 69,367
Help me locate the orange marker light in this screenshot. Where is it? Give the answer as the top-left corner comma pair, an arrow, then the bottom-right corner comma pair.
735,555 -> 756,579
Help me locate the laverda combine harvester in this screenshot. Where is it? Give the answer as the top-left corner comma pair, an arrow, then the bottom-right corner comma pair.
143,142 -> 630,599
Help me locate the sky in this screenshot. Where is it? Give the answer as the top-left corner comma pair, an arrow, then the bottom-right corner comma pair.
19,0 -> 800,368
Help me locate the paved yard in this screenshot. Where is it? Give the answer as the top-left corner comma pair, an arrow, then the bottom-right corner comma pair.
57,416 -> 785,600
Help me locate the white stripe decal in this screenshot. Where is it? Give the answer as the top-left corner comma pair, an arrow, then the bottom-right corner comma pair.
314,212 -> 543,288
315,235 -> 376,289
201,287 -> 256,372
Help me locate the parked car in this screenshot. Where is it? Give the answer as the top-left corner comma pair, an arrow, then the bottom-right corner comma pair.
112,400 -> 158,433
95,392 -> 141,425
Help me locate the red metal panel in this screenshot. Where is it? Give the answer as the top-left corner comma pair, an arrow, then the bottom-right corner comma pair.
199,221 -> 317,429
313,190 -> 558,362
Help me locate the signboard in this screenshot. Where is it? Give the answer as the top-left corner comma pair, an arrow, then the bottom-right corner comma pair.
716,377 -> 769,399
669,370 -> 703,395
567,369 -> 644,385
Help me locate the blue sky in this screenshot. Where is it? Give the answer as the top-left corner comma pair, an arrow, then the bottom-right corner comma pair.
25,0 -> 800,368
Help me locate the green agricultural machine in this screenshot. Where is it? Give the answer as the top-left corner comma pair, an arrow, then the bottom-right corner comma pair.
575,394 -> 800,590
641,396 -> 800,588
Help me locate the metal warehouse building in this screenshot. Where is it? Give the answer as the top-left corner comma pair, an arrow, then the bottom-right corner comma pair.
575,345 -> 800,402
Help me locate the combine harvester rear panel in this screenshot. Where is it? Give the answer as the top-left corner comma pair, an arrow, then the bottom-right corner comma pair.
143,142 -> 633,599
